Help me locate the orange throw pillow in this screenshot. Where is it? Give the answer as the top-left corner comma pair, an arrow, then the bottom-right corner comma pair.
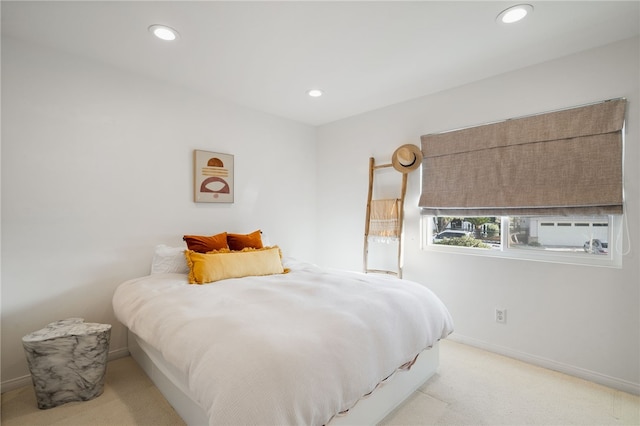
185,246 -> 286,284
227,230 -> 263,251
183,232 -> 229,253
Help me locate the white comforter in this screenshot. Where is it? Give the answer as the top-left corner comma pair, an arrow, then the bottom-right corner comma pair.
112,258 -> 453,426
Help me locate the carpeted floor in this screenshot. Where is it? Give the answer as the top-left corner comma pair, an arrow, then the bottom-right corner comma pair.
1,349 -> 185,426
382,340 -> 639,425
2,339 -> 638,425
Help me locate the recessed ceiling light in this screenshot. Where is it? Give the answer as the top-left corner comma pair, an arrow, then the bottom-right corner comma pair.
148,24 -> 179,41
307,89 -> 324,98
497,4 -> 533,24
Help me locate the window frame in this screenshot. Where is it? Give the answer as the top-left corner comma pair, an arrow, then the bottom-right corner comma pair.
421,215 -> 622,268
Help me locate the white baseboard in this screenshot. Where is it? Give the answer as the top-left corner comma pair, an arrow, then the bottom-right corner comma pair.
448,334 -> 640,396
108,346 -> 131,362
0,347 -> 130,394
1,375 -> 31,394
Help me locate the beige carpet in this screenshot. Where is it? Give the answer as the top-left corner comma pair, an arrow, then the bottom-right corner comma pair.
382,340 -> 639,426
2,339 -> 638,425
1,350 -> 185,426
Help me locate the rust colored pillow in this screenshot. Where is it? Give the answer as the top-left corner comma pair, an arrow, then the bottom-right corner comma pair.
227,230 -> 263,251
183,232 -> 229,253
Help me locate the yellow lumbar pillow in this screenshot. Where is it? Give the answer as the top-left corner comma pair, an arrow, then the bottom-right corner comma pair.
185,246 -> 286,284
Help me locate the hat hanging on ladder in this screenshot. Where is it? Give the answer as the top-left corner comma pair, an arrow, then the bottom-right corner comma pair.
391,144 -> 422,173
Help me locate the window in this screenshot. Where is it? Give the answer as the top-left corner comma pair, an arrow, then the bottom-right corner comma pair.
416,99 -> 626,267
417,99 -> 626,267
423,215 -> 621,267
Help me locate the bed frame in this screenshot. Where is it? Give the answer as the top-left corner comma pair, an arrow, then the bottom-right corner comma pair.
128,329 -> 439,425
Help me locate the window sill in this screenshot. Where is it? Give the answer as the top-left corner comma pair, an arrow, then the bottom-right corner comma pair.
422,243 -> 622,268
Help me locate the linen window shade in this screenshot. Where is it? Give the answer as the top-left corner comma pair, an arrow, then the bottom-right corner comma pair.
419,99 -> 626,216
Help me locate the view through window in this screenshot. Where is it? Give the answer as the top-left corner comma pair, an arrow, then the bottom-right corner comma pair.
425,216 -> 618,265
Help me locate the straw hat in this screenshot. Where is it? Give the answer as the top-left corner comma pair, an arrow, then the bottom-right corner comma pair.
391,144 -> 422,173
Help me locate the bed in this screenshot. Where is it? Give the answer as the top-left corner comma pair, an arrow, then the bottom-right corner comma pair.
112,242 -> 453,426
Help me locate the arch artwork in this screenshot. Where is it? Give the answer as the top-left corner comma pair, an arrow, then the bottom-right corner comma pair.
194,150 -> 234,203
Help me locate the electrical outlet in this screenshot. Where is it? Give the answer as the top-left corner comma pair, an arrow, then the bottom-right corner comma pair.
495,308 -> 506,323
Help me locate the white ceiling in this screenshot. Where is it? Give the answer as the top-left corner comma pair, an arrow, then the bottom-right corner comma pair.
2,1 -> 639,126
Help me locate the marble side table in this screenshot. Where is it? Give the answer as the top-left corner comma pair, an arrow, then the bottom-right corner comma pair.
22,318 -> 112,409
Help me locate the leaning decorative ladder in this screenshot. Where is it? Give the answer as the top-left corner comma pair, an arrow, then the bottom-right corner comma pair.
363,157 -> 408,278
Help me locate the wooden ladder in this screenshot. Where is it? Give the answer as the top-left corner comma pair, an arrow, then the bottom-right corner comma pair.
363,157 -> 408,278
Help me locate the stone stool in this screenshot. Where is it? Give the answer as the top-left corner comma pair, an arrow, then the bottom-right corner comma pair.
22,318 -> 111,409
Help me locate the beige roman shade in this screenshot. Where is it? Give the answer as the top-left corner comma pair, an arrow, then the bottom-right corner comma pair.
419,99 -> 626,216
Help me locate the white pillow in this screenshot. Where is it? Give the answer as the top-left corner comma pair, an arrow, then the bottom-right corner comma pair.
150,245 -> 189,274
259,231 -> 271,247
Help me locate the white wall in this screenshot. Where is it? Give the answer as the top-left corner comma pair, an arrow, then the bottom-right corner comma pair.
316,37 -> 640,394
1,37 -> 317,388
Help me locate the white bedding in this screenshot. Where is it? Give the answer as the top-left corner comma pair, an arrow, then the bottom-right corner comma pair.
112,258 -> 453,426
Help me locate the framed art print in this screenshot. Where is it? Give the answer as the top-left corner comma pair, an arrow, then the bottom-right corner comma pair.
194,150 -> 234,203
